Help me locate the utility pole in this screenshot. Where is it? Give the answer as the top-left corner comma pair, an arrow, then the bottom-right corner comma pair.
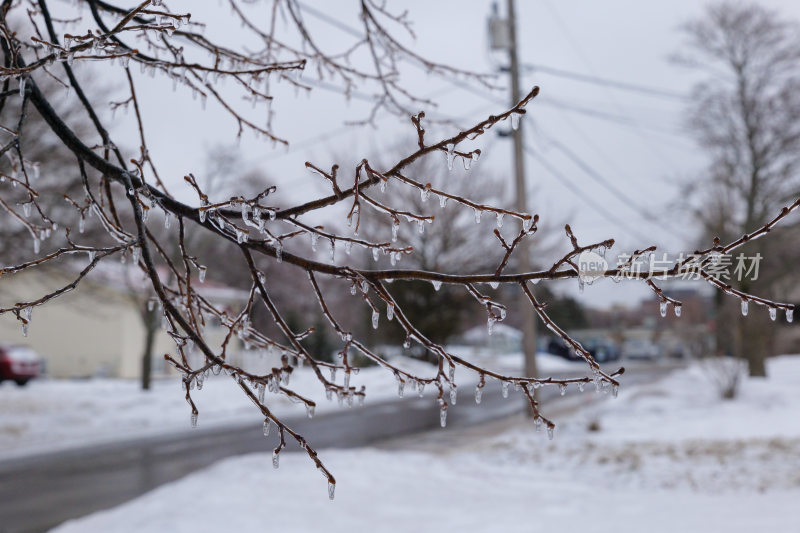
490,0 -> 538,408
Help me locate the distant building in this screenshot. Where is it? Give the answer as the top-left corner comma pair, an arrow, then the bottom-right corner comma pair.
0,263 -> 243,379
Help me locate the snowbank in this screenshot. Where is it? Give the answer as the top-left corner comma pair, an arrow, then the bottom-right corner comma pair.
53,355 -> 800,532
0,355 -> 441,459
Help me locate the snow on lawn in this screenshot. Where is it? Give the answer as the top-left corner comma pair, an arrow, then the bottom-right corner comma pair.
0,355 -> 440,459
53,355 -> 800,532
0,349 -> 576,459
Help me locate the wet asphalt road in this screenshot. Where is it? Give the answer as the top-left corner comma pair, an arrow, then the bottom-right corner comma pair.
0,363 -> 672,532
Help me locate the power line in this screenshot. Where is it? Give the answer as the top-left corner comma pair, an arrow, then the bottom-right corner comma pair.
524,144 -> 653,243
523,63 -> 688,101
291,1 -> 685,243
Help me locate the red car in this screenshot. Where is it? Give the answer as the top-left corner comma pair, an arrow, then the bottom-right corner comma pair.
0,345 -> 43,386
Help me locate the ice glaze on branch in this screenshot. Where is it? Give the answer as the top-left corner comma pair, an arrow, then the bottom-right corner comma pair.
0,1 -> 797,497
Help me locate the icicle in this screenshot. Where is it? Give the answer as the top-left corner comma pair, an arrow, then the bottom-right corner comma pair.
391,219 -> 399,242
22,320 -> 28,337
495,212 -> 505,228
612,384 -> 619,398
474,208 -> 482,224
164,211 -> 172,229
310,232 -> 318,252
445,143 -> 455,171
328,481 -> 336,500
417,220 -> 425,234
674,304 -> 682,318
463,156 -> 472,171
272,451 -> 280,469
474,385 -> 482,404
420,186 -> 431,202
79,215 -> 86,233
345,241 -> 352,255
501,381 -> 509,398
275,241 -> 283,263
439,195 -> 448,208
417,382 -> 425,398
198,265 -> 207,283
578,382 -> 585,392
659,301 -> 667,318
306,405 -> 315,418
487,316 -> 496,335
371,309 -> 379,329
769,307 -> 777,321
33,237 -> 40,254
547,425 -> 554,440
23,203 -> 30,217
432,280 -> 442,291
439,405 -> 447,428
741,299 -> 749,316
489,281 -> 499,289
449,364 -> 455,382
787,308 -> 795,323
372,247 -> 379,262
386,303 -> 394,321
449,384 -> 457,405
329,239 -> 336,262
190,412 -> 198,428
396,375 -> 404,397
522,216 -> 533,232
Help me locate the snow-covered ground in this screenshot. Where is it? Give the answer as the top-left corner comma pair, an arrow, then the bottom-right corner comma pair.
52,355 -> 800,532
0,349 -> 579,458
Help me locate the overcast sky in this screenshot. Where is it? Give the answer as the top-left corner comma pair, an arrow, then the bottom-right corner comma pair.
65,0 -> 800,308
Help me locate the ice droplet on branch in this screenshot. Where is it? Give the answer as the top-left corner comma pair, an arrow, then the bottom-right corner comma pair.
674,304 -> 682,318
510,112 -> 521,130
770,307 -> 777,321
445,143 -> 455,171
474,385 -> 482,404
522,216 -> 533,232
431,280 -> 442,291
741,299 -> 749,316
371,310 -> 379,329
190,412 -> 198,428
788,308 -> 795,323
659,301 -> 667,318
272,451 -> 280,469
440,405 -> 447,428
328,481 -> 336,500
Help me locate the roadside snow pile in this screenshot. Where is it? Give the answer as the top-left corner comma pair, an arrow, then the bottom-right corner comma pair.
483,354 -> 800,493
0,355 -> 440,459
53,356 -> 800,533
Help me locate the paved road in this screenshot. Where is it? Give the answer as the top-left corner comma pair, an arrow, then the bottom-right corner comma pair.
0,363 -> 674,532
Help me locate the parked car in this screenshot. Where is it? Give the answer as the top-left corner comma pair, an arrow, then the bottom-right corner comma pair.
547,337 -> 621,363
622,339 -> 662,361
0,345 -> 43,386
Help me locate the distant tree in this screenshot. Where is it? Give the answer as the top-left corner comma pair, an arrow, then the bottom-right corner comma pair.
675,2 -> 800,377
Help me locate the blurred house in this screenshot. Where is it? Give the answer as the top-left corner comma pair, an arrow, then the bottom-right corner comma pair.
0,262 -> 243,379
460,323 -> 522,353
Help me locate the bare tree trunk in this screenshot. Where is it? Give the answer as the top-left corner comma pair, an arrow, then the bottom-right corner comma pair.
739,312 -> 767,377
141,310 -> 158,391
